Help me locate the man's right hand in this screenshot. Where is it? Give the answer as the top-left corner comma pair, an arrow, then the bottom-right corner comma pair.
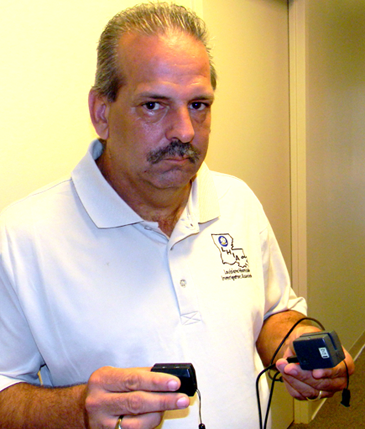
85,366 -> 190,429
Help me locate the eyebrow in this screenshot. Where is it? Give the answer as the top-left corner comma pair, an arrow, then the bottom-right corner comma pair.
138,93 -> 170,101
135,92 -> 215,103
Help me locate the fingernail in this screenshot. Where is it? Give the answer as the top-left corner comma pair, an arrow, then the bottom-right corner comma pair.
177,396 -> 189,409
167,380 -> 179,391
313,369 -> 324,378
286,368 -> 298,376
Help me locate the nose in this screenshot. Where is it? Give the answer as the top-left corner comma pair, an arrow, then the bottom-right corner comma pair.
165,107 -> 195,143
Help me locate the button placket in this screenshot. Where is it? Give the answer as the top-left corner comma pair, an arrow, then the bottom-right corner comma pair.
168,239 -> 201,325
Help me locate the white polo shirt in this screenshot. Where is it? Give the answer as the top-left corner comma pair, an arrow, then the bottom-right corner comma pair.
0,140 -> 306,429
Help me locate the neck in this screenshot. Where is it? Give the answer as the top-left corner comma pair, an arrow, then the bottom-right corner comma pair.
131,186 -> 191,236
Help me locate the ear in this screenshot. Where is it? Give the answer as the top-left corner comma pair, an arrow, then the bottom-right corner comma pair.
88,90 -> 110,140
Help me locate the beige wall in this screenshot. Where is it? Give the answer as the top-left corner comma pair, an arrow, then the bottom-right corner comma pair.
304,0 -> 365,354
204,0 -> 291,266
0,0 -> 194,210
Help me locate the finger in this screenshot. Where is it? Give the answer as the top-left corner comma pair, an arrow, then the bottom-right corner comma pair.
276,357 -> 345,386
89,366 -> 181,394
276,359 -> 347,397
284,383 -> 313,401
276,364 -> 325,399
88,390 -> 189,417
113,391 -> 190,416
280,371 -> 333,400
313,349 -> 354,380
119,411 -> 164,429
87,391 -> 190,428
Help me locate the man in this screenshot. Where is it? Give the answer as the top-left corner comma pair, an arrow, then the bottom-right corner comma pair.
0,3 -> 353,429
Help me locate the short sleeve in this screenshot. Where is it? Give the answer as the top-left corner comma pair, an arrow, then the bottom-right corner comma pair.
0,216 -> 44,392
260,222 -> 307,319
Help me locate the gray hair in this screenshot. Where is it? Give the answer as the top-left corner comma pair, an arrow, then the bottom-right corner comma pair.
92,2 -> 217,101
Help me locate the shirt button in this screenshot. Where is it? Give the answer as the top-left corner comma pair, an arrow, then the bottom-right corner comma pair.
180,279 -> 187,288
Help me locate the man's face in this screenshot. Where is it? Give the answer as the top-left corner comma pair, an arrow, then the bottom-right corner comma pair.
98,31 -> 214,196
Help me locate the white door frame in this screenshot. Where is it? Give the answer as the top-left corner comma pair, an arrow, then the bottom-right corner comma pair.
289,0 -> 323,423
289,0 -> 307,302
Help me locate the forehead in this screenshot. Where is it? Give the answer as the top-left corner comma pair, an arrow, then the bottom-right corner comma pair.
116,31 -> 213,96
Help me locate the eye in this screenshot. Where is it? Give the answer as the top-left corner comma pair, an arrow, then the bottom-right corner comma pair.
190,102 -> 209,111
143,102 -> 161,111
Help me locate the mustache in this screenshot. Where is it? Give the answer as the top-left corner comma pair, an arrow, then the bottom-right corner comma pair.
147,140 -> 200,165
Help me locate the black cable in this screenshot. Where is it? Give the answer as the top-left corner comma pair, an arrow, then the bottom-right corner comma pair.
256,317 -> 326,429
341,360 -> 351,407
269,317 -> 325,366
263,370 -> 282,429
256,364 -> 276,429
197,389 -> 206,429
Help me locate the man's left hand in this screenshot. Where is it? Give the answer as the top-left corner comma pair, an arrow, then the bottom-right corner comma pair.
276,347 -> 354,401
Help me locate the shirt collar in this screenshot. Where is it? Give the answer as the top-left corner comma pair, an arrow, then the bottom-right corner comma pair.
189,162 -> 220,224
72,139 -> 220,229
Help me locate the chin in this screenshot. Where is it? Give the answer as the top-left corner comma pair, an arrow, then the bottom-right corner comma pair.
151,168 -> 198,190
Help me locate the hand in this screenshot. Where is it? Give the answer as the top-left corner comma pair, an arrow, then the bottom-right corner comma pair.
276,348 -> 354,401
85,366 -> 190,429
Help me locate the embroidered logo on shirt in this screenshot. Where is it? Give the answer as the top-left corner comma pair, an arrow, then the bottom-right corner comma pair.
211,233 -> 252,280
